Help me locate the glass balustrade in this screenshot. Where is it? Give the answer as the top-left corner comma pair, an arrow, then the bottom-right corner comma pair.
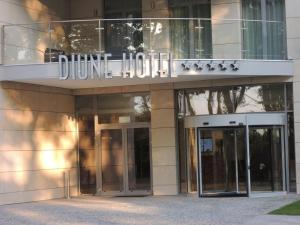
2,18 -> 287,65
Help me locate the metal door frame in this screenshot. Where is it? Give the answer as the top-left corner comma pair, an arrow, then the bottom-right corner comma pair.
184,113 -> 288,198
95,117 -> 152,196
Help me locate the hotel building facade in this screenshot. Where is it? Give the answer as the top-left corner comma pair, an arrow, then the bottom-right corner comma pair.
0,0 -> 299,204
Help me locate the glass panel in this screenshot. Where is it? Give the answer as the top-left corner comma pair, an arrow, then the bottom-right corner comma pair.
242,0 -> 263,59
101,129 -> 124,192
236,129 -> 247,193
286,83 -> 294,111
182,84 -> 286,116
4,23 -> 49,64
266,0 -> 286,59
76,96 -> 95,114
103,18 -> 144,59
193,5 -> 212,59
288,112 -> 296,192
97,93 -> 151,124
78,115 -> 96,194
50,21 -> 99,59
170,7 -> 190,58
200,128 -> 246,194
104,0 -> 141,16
235,84 -> 285,113
187,128 -> 197,192
249,127 -> 283,192
185,86 -> 234,116
127,128 -> 151,191
242,0 -> 286,59
103,0 -> 142,58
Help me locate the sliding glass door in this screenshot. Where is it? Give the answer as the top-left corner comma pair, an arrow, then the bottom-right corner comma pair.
198,128 -> 247,196
184,113 -> 288,197
249,126 -> 284,192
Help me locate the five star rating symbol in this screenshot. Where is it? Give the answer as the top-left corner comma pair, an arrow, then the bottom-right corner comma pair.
219,61 -> 227,71
230,61 -> 240,71
207,62 -> 216,71
181,62 -> 192,71
181,60 -> 240,72
194,62 -> 204,70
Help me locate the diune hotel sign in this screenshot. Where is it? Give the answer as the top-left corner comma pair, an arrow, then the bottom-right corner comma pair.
58,52 -> 240,80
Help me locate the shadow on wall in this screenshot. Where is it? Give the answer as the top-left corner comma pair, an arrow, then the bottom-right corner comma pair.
0,82 -> 77,205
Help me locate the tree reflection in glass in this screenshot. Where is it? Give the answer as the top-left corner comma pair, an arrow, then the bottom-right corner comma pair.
184,84 -> 285,116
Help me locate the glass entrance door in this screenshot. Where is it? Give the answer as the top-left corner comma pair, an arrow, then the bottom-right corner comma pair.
199,127 -> 247,196
99,126 -> 151,196
100,129 -> 124,193
249,126 -> 285,193
127,128 -> 151,192
185,113 -> 288,197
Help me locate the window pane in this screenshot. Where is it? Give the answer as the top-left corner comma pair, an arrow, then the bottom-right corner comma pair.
76,95 -> 95,114
97,93 -> 151,124
288,112 -> 296,192
235,84 -> 285,113
170,7 -> 190,58
242,0 -> 286,59
286,83 -> 294,111
242,0 -> 263,59
181,84 -> 286,116
104,0 -> 142,58
266,0 -> 286,59
193,4 -> 212,58
185,87 -> 234,116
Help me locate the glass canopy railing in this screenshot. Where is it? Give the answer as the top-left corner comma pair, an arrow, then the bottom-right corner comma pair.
2,18 -> 287,65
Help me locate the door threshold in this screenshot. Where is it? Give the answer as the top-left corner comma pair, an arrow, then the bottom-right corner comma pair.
97,192 -> 152,197
200,192 -> 248,198
249,191 -> 287,198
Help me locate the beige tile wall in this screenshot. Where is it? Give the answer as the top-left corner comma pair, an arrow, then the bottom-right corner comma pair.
0,81 -> 78,205
150,84 -> 178,195
211,0 -> 242,59
286,0 -> 300,194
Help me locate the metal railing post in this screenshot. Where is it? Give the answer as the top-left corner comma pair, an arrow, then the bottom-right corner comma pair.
96,19 -> 104,54
148,18 -> 152,54
64,170 -> 71,199
0,25 -> 5,65
48,22 -> 52,63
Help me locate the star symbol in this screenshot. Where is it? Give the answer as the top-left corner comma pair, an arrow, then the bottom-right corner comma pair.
231,61 -> 239,71
181,62 -> 192,71
207,61 -> 216,71
194,61 -> 204,70
219,61 -> 227,71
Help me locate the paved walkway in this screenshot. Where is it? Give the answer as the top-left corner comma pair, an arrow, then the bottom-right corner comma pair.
0,195 -> 299,225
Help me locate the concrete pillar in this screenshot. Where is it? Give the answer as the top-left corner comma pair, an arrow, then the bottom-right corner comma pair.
286,0 -> 300,194
150,85 -> 178,195
211,0 -> 242,59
